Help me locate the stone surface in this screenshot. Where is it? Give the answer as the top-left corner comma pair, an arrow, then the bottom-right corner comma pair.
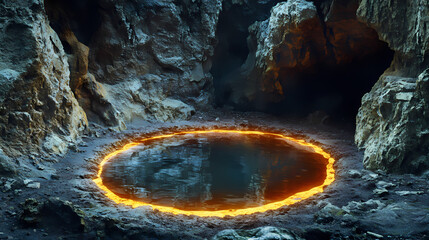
230,0 -> 390,114
0,0 -> 88,157
355,0 -> 429,173
212,226 -> 302,240
0,149 -> 16,176
355,69 -> 429,173
48,0 -> 222,124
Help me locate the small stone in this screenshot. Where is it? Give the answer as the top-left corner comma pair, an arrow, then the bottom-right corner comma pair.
395,190 -> 424,196
376,181 -> 396,189
373,188 -> 389,197
23,179 -> 33,185
26,182 -> 40,189
363,173 -> 379,181
347,170 -> 362,178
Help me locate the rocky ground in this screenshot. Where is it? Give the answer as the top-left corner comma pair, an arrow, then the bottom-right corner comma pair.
0,111 -> 428,240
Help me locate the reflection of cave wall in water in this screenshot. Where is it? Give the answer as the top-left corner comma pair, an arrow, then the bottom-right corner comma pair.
101,134 -> 327,211
215,0 -> 394,121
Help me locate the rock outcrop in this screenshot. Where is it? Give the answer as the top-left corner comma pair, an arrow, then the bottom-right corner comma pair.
0,0 -> 222,160
230,0 -> 392,117
44,0 -> 221,125
355,0 -> 429,173
0,0 -> 88,157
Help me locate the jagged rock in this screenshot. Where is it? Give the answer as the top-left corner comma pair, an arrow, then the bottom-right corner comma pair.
19,198 -> 86,232
44,0 -> 222,125
342,199 -> 385,215
356,69 -> 429,173
20,198 -> 43,226
232,0 -> 389,113
212,226 -> 302,240
354,0 -> 429,173
0,149 -> 16,176
0,0 -> 88,157
314,202 -> 345,223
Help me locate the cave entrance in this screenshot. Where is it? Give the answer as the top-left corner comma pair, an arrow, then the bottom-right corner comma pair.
211,1 -> 394,127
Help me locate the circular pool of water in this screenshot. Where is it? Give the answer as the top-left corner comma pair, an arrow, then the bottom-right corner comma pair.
93,130 -> 335,217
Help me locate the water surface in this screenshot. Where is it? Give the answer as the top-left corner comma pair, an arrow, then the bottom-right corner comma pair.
101,133 -> 327,211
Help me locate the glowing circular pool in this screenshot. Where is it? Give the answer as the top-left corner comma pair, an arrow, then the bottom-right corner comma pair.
93,130 -> 335,217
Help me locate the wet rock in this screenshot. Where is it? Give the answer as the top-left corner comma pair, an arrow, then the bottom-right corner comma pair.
212,226 -> 302,240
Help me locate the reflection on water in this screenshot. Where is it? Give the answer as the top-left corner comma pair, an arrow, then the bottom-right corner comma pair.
101,133 -> 327,211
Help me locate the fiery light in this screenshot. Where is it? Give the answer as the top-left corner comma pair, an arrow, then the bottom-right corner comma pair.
93,129 -> 335,217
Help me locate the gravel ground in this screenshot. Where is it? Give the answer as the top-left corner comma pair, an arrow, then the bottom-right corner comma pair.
1,111 -> 428,240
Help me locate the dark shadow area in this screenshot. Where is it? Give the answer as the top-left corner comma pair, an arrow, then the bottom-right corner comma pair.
212,1 -> 395,127
211,1 -> 282,106
44,0 -> 101,46
262,43 -> 394,122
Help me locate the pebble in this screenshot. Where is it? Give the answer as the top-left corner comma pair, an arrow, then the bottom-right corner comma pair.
395,190 -> 424,196
376,181 -> 396,189
347,170 -> 362,178
26,182 -> 40,189
373,188 -> 389,196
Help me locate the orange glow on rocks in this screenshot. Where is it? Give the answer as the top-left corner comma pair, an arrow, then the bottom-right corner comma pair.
92,129 -> 336,218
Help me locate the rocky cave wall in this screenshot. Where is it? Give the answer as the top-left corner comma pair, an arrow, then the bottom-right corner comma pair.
355,0 -> 429,173
218,0 -> 394,121
0,0 -> 222,161
0,0 -> 428,174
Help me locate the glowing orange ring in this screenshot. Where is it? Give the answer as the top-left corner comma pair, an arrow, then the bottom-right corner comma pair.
93,129 -> 335,217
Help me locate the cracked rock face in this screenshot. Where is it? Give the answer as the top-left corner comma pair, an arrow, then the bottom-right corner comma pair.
355,69 -> 429,173
0,0 -> 88,156
355,0 -> 429,173
230,0 -> 391,116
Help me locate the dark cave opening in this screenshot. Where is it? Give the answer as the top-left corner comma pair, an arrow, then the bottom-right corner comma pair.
211,1 -> 395,126
211,1 -> 282,107
44,0 -> 101,46
268,43 -> 395,123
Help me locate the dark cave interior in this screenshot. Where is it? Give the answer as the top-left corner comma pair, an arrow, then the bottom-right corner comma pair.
211,1 -> 395,125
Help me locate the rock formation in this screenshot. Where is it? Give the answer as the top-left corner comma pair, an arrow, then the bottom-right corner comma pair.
0,0 -> 88,156
355,0 -> 429,173
221,0 -> 393,120
0,0 -> 222,158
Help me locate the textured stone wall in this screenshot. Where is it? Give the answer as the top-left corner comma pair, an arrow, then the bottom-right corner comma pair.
355,0 -> 429,173
0,0 -> 88,156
